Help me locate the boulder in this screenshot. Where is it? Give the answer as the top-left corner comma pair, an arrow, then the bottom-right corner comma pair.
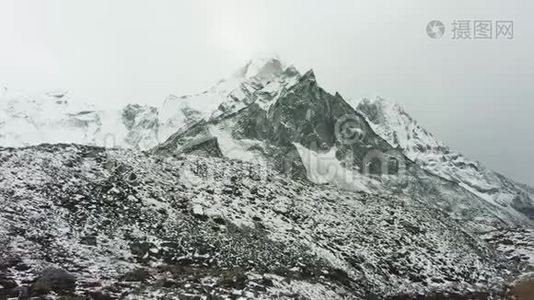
31,268 -> 76,296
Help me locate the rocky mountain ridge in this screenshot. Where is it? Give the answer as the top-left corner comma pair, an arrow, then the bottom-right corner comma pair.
153,59 -> 534,230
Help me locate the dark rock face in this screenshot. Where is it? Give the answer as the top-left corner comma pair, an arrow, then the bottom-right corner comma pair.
0,276 -> 17,290
231,70 -> 392,168
152,120 -> 222,157
0,254 -> 21,298
153,68 -> 394,179
512,193 -> 534,219
217,268 -> 248,290
120,268 -> 151,282
0,273 -> 18,298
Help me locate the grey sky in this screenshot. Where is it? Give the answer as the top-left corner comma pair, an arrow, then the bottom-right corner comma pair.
1,0 -> 533,185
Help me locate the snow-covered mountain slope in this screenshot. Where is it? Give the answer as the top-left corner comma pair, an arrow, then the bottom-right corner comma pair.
157,57 -> 301,140
0,90 -> 108,147
0,89 -> 157,150
0,144 -> 519,299
0,58 -> 299,151
354,97 -> 534,223
154,64 -> 532,230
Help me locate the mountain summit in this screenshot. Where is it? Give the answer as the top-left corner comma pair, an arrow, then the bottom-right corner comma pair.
233,57 -> 285,80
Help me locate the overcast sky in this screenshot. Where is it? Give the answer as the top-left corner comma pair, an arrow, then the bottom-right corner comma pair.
0,0 -> 533,185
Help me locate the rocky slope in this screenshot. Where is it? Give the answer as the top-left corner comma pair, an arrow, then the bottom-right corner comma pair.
0,144 -> 518,299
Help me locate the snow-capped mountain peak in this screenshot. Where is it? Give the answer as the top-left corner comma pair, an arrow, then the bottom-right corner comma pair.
354,97 -> 443,151
207,58 -> 302,119
233,56 -> 285,80
353,96 -> 534,221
